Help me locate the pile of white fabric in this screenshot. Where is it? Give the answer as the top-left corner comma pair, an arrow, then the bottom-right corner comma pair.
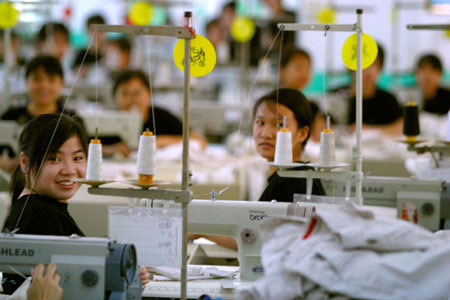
239,203 -> 450,300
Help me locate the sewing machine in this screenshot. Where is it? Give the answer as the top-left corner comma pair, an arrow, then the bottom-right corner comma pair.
0,234 -> 141,300
0,121 -> 21,155
79,110 -> 142,150
284,174 -> 449,231
186,200 -> 311,281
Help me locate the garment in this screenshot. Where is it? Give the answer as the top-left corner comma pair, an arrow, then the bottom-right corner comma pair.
258,166 -> 325,202
423,87 -> 450,115
2,194 -> 84,294
239,203 -> 450,300
347,88 -> 402,125
102,106 -> 183,145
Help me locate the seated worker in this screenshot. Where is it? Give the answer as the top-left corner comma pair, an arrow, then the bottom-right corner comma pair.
36,22 -> 72,74
1,114 -> 149,294
103,69 -> 207,157
333,45 -> 403,136
0,55 -> 83,173
415,53 -> 450,115
279,47 -> 312,91
253,88 -> 325,202
189,88 -> 325,249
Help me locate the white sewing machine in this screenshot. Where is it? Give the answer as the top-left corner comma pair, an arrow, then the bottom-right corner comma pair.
0,234 -> 141,300
79,110 -> 142,150
186,199 -> 311,281
278,172 -> 449,231
0,121 -> 22,155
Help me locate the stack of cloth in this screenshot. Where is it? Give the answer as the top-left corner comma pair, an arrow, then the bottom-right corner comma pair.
239,203 -> 450,300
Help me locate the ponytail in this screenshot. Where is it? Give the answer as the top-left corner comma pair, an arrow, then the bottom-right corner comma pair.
9,165 -> 25,203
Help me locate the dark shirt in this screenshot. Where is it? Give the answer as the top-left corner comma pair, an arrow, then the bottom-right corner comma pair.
258,166 -> 325,202
1,101 -> 82,126
2,194 -> 84,294
0,101 -> 84,156
102,106 -> 183,145
347,88 -> 402,125
423,87 -> 450,115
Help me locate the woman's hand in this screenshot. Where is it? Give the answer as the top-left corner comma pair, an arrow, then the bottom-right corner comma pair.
27,263 -> 63,300
140,266 -> 150,290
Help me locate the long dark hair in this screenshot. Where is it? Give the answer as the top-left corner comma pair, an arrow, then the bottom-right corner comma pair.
253,88 -> 313,148
10,114 -> 88,202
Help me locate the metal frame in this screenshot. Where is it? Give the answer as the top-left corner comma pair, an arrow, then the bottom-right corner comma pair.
89,14 -> 193,300
407,24 -> 450,30
278,9 -> 364,204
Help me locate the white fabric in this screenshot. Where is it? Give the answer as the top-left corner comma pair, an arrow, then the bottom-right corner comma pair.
239,203 -> 450,300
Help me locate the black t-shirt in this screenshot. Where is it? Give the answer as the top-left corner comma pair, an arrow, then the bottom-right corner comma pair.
2,194 -> 84,294
347,88 -> 402,125
102,106 -> 183,145
423,87 -> 450,115
258,166 -> 325,203
1,102 -> 83,126
0,102 -> 85,156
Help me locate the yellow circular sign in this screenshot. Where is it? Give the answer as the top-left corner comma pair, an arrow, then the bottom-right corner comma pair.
173,35 -> 217,77
0,2 -> 19,29
341,33 -> 378,71
317,7 -> 335,24
231,17 -> 255,43
129,1 -> 153,26
445,30 -> 450,39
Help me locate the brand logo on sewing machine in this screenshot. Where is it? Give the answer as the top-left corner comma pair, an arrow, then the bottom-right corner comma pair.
349,186 -> 384,194
0,248 -> 35,256
249,210 -> 268,221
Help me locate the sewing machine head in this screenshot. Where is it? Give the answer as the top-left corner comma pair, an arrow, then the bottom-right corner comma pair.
187,200 -> 310,281
321,177 -> 449,231
0,234 -> 141,300
79,110 -> 142,150
0,121 -> 22,155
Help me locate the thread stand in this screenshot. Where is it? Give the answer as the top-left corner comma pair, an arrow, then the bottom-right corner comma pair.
277,9 -> 365,205
88,15 -> 194,300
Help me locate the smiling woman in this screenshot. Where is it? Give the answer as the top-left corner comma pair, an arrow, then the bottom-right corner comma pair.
1,114 -> 88,294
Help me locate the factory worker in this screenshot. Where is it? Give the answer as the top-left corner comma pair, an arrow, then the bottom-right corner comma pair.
279,47 -> 312,91
415,54 -> 450,115
333,45 -> 403,136
102,69 -> 207,157
1,114 -> 149,294
0,55 -> 83,173
253,88 -> 325,202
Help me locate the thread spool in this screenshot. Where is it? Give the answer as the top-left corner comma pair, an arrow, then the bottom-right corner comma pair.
403,102 -> 420,142
137,130 -> 156,184
274,128 -> 293,165
319,129 -> 336,166
86,139 -> 102,180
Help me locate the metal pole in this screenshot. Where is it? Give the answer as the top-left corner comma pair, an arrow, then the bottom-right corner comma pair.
240,41 -> 249,103
180,11 -> 192,300
3,28 -> 11,108
354,9 -> 363,205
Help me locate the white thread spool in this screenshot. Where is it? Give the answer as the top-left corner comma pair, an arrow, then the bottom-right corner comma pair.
446,111 -> 450,142
319,129 -> 336,166
86,139 -> 102,180
274,128 -> 293,165
137,131 -> 156,184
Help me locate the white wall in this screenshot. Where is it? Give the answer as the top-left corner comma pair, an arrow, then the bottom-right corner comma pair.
299,0 -> 450,72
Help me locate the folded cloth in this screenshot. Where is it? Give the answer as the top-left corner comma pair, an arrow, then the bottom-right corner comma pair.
239,202 -> 450,300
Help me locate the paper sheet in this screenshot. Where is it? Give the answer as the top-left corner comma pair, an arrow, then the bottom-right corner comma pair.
108,206 -> 182,267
